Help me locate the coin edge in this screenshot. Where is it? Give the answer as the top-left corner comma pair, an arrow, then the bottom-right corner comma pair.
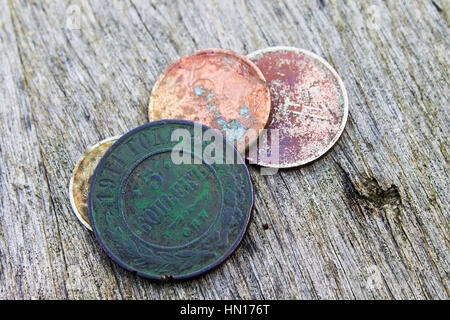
69,135 -> 121,231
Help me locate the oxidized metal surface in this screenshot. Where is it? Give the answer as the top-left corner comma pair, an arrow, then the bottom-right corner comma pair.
148,48 -> 271,153
69,136 -> 119,231
246,47 -> 349,168
88,120 -> 253,280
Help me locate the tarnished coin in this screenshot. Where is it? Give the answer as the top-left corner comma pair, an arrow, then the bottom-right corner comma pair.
89,120 -> 253,279
246,47 -> 349,168
69,136 -> 120,231
148,48 -> 271,153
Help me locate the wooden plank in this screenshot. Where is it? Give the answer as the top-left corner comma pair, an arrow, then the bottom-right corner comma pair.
0,0 -> 448,299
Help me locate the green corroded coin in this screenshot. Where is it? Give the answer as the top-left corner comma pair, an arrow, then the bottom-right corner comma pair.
89,120 -> 253,280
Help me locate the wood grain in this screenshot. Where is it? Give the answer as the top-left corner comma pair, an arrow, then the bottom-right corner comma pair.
0,0 -> 448,299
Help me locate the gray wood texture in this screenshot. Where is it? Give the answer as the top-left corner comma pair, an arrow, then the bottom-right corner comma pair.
0,0 -> 448,299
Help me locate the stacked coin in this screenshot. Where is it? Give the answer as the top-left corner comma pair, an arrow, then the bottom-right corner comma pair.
70,47 -> 348,280
148,49 -> 271,153
246,47 -> 348,167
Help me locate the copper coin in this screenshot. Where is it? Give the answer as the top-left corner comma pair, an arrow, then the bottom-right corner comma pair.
69,136 -> 120,230
246,47 -> 349,168
148,48 -> 271,152
88,120 -> 253,280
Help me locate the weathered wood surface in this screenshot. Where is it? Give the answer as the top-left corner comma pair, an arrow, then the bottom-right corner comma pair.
0,0 -> 448,300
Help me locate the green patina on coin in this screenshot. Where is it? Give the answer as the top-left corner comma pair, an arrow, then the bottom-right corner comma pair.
89,120 -> 253,279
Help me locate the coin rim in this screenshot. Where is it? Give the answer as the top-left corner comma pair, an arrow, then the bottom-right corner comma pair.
88,119 -> 254,280
148,48 -> 272,152
69,136 -> 121,231
246,46 -> 349,168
